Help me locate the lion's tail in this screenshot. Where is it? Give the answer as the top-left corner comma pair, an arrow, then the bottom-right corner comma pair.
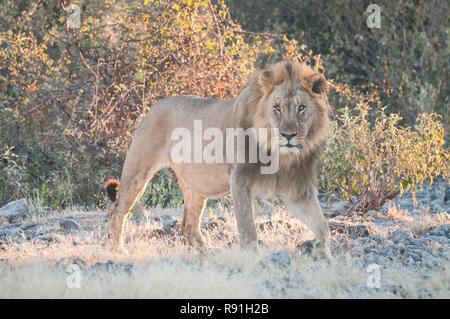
104,179 -> 120,202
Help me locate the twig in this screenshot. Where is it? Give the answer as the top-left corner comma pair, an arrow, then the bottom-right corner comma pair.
207,0 -> 223,57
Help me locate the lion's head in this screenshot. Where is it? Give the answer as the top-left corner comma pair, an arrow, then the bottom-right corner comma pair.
236,60 -> 331,160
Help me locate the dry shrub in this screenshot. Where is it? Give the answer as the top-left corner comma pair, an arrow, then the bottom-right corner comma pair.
320,102 -> 449,213
0,0 -> 318,207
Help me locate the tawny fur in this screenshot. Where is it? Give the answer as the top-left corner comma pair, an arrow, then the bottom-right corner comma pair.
106,60 -> 332,259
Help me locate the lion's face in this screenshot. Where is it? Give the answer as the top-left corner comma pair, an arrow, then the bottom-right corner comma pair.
265,82 -> 320,154
238,60 -> 330,158
257,63 -> 328,156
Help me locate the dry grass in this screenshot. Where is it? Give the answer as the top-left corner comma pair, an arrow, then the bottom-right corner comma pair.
0,205 -> 449,298
1,250 -> 448,299
386,204 -> 450,237
385,204 -> 415,223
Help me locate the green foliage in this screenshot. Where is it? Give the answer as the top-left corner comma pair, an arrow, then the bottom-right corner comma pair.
227,0 -> 449,133
320,103 -> 449,212
0,146 -> 30,204
147,169 -> 183,208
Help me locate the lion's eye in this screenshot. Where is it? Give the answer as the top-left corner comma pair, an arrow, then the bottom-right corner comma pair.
297,104 -> 306,114
273,104 -> 281,114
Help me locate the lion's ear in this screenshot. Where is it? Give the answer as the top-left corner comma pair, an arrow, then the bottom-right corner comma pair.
305,73 -> 327,95
258,69 -> 274,94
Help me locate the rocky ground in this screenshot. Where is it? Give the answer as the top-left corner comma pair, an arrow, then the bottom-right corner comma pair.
0,180 -> 449,298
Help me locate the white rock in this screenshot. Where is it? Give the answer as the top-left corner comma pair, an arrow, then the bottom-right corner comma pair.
383,239 -> 394,248
367,210 -> 380,218
329,201 -> 347,212
59,219 -> 84,232
0,199 -> 28,222
269,249 -> 291,267
305,286 -> 322,298
353,285 -> 370,293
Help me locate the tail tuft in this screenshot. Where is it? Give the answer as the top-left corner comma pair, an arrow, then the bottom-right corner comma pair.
104,179 -> 120,202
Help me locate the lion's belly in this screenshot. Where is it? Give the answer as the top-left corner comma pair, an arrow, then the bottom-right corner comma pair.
171,162 -> 231,199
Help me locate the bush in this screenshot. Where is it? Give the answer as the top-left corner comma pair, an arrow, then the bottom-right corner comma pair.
320,102 -> 449,213
227,0 -> 449,136
0,0 -> 318,208
0,146 -> 30,204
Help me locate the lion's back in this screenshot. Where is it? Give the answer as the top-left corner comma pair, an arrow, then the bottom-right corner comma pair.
143,95 -> 235,131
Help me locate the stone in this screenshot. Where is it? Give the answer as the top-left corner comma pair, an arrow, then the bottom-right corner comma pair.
160,215 -> 179,234
444,186 -> 450,203
428,229 -> 445,237
328,201 -> 348,213
383,239 -> 394,248
59,219 -> 84,232
36,232 -> 62,242
365,254 -> 384,265
203,217 -> 226,230
328,222 -> 373,238
433,224 -> 450,237
0,227 -> 25,242
258,221 -> 273,231
268,249 -> 291,267
383,284 -> 412,298
421,273 -> 432,280
282,276 -> 300,289
305,286 -> 322,298
369,234 -> 382,242
416,288 -> 432,298
367,210 -> 380,218
429,203 -> 444,213
299,239 -> 316,256
430,191 -> 439,201
91,260 -> 133,274
263,280 -> 275,290
56,256 -> 86,268
227,268 -> 241,278
352,245 -> 364,255
405,251 -> 421,262
0,199 -> 28,223
153,215 -> 179,236
353,285 -> 371,294
389,230 -> 411,243
424,235 -> 448,245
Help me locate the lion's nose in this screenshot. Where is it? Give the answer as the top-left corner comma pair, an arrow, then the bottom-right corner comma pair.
281,132 -> 297,141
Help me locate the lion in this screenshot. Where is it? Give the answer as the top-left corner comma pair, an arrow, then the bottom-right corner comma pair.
105,60 -> 332,259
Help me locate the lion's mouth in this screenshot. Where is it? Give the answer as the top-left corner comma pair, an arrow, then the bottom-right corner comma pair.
281,142 -> 302,149
280,143 -> 303,154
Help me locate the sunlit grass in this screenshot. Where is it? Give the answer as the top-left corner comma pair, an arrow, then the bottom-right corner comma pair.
0,205 -> 448,298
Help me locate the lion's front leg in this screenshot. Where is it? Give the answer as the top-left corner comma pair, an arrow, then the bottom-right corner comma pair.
230,171 -> 258,248
287,197 -> 331,260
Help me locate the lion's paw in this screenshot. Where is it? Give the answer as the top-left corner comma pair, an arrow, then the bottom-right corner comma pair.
299,240 -> 331,262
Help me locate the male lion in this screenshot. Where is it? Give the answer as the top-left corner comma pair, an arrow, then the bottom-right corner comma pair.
105,60 -> 332,259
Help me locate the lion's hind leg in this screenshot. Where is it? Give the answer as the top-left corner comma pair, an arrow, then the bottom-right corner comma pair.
108,170 -> 151,250
108,147 -> 168,250
180,188 -> 208,248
